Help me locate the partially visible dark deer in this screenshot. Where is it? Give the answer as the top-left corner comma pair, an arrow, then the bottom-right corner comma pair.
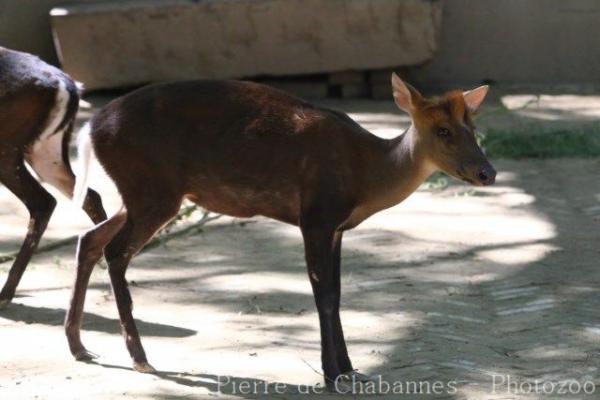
0,47 -> 106,307
67,74 -> 495,389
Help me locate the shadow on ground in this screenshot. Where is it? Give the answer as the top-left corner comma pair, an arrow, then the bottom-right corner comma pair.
0,303 -> 196,338
1,91 -> 599,399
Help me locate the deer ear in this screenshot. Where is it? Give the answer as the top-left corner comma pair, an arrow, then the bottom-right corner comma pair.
463,85 -> 489,113
391,73 -> 421,113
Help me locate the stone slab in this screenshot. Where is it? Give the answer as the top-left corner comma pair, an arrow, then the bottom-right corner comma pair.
50,0 -> 442,90
261,79 -> 329,99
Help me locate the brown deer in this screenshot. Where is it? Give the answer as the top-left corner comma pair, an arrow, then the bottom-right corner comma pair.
66,74 -> 495,389
0,47 -> 106,307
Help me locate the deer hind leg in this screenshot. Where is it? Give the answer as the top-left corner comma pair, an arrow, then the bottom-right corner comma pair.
103,198 -> 181,372
65,210 -> 127,360
0,156 -> 56,306
0,81 -> 71,307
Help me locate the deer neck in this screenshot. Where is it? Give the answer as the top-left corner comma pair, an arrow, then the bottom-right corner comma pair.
359,125 -> 436,215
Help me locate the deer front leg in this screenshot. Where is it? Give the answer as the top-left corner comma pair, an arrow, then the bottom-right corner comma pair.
330,233 -> 353,374
300,220 -> 353,388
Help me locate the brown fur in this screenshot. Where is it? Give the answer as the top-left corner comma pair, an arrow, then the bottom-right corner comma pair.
66,79 -> 495,385
0,47 -> 106,305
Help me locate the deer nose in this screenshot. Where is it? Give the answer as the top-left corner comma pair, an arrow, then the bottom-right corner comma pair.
477,166 -> 496,185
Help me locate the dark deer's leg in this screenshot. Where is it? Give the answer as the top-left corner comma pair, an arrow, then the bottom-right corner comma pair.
330,233 -> 353,374
65,211 -> 127,360
0,157 -> 57,306
81,189 -> 107,224
301,219 -> 352,385
104,202 -> 180,372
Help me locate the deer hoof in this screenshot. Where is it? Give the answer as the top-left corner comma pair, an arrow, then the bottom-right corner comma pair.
0,298 -> 11,309
133,361 -> 156,373
74,349 -> 99,361
326,370 -> 379,393
326,378 -> 354,394
343,370 -> 375,382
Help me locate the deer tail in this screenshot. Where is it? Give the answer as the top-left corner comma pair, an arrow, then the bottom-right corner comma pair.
72,122 -> 93,207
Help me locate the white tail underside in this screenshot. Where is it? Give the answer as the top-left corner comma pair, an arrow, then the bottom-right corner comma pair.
72,122 -> 93,207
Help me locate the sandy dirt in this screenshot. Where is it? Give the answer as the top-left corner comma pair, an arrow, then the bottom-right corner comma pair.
1,96 -> 599,399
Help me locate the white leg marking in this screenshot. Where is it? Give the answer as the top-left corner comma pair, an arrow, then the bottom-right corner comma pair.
26,218 -> 36,235
25,79 -> 75,198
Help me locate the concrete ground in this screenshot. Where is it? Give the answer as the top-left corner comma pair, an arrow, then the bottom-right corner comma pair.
1,92 -> 599,399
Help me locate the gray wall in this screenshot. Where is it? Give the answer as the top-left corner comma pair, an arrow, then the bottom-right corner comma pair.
406,0 -> 600,88
1,0 -> 600,86
0,0 -> 103,64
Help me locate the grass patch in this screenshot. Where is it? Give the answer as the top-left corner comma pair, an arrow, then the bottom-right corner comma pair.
481,126 -> 600,159
422,172 -> 449,190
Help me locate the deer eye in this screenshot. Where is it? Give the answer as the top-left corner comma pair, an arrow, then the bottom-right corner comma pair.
437,128 -> 450,137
